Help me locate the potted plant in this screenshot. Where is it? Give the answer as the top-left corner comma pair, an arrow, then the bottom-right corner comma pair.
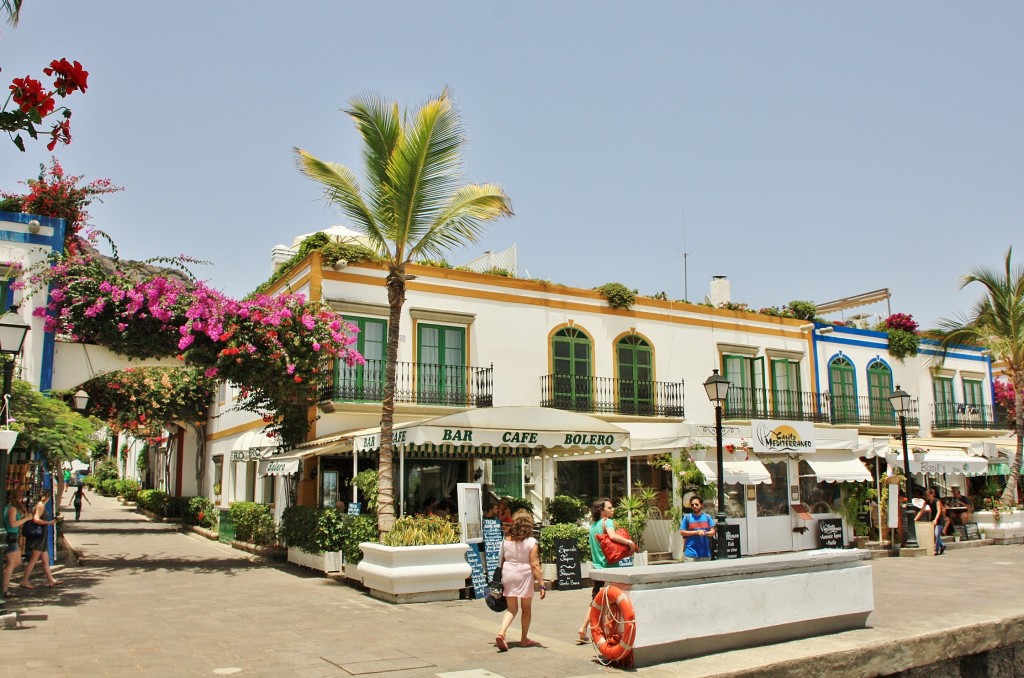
282,505 -> 328,571
615,483 -> 657,566
357,515 -> 470,603
315,508 -> 345,573
539,522 -> 590,583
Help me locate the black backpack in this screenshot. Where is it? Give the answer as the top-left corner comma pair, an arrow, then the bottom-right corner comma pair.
22,520 -> 44,539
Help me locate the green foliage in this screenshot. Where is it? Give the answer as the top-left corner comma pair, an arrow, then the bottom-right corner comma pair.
92,457 -> 119,483
137,447 -> 148,474
9,379 -> 101,465
416,258 -> 453,269
614,484 -> 657,550
315,507 -> 347,552
137,488 -> 167,513
507,497 -> 534,515
840,484 -> 875,534
252,233 -> 379,296
378,515 -> 461,546
229,502 -> 277,545
481,267 -> 513,277
352,469 -> 379,515
184,496 -> 216,528
547,495 -> 586,525
787,300 -> 818,321
163,495 -> 186,519
539,523 -> 590,563
597,282 -> 637,309
114,478 -> 140,502
85,367 -> 215,438
281,505 -> 324,552
99,478 -> 118,496
340,514 -> 379,564
886,328 -> 920,362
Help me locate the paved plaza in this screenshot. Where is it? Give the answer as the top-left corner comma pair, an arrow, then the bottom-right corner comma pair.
1,493 -> 1023,677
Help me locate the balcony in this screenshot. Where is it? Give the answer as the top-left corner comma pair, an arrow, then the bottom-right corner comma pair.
539,374 -> 684,417
931,403 -> 1011,431
722,387 -> 921,427
318,359 -> 493,408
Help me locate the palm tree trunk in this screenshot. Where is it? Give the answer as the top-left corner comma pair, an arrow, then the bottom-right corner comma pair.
376,264 -> 407,534
1002,374 -> 1024,506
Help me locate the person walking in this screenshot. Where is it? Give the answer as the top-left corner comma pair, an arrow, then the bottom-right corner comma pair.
20,490 -> 63,589
916,487 -> 946,556
3,490 -> 31,597
680,496 -> 717,562
494,510 -> 545,651
72,484 -> 91,521
577,497 -> 635,643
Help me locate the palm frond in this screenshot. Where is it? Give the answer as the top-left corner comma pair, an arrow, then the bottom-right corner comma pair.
346,94 -> 401,220
293,148 -> 390,257
2,0 -> 21,26
409,184 -> 513,262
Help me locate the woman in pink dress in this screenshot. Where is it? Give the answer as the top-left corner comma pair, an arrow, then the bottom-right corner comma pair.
495,510 -> 546,651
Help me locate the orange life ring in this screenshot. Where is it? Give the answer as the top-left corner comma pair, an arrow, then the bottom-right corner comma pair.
588,585 -> 637,665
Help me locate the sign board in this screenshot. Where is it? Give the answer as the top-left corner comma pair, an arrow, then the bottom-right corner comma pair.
482,518 -> 503,579
347,502 -> 361,515
457,483 -> 483,544
818,518 -> 844,549
965,522 -> 982,541
723,523 -> 741,559
554,538 -> 582,590
751,420 -> 816,454
465,543 -> 487,599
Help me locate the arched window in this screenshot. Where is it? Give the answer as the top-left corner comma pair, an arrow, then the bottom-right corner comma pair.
828,356 -> 858,424
867,360 -> 894,425
552,328 -> 592,412
616,335 -> 653,415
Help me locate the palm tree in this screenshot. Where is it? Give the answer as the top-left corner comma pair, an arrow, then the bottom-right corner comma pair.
295,91 -> 512,533
938,247 -> 1024,505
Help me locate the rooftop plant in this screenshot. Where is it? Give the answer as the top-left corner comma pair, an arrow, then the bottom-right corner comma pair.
597,282 -> 637,309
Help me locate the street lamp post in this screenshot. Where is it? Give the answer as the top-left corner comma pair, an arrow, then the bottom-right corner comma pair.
888,386 -> 919,549
704,369 -> 731,561
0,307 -> 29,511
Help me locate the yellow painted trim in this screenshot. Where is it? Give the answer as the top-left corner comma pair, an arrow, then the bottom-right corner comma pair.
206,420 -> 269,442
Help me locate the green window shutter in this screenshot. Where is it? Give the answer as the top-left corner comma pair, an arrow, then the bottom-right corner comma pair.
829,357 -> 857,424
491,459 -> 523,499
552,328 -> 592,411
616,336 -> 653,415
417,323 -> 466,404
934,377 -> 955,426
771,358 -> 802,418
867,361 -> 894,424
336,317 -> 387,402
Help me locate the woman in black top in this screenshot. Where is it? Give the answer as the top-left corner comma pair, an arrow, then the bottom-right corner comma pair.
915,488 -> 946,555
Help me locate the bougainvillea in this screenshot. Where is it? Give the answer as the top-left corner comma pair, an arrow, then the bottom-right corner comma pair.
883,313 -> 919,334
2,57 -> 89,152
0,159 -> 122,252
881,312 -> 920,362
19,239 -> 364,446
85,367 -> 216,438
995,380 -> 1016,422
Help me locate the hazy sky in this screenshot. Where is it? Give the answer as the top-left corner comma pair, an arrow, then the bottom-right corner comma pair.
2,2 -> 1021,328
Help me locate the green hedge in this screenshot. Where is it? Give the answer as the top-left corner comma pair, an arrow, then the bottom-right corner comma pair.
340,515 -> 378,565
539,523 -> 591,563
115,479 -> 141,502
183,496 -> 216,529
137,489 -> 167,514
99,478 -> 119,497
280,505 -> 324,553
229,502 -> 277,546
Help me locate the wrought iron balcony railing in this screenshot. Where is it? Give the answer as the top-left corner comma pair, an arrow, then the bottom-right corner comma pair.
318,359 -> 493,408
931,403 -> 1011,431
539,374 -> 684,417
722,387 -> 920,427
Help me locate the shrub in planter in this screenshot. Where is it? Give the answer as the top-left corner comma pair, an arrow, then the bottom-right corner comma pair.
163,495 -> 186,519
93,458 -> 119,483
507,497 -> 534,515
99,478 -> 119,497
379,515 -> 461,547
340,514 -> 378,565
137,489 -> 167,514
315,508 -> 346,553
281,505 -> 323,553
184,496 -> 216,528
539,523 -> 590,563
115,478 -> 141,502
230,502 -> 277,545
547,495 -> 586,525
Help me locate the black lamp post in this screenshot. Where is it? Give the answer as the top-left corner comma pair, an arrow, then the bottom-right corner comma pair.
0,307 -> 29,510
704,369 -> 731,561
888,385 -> 919,549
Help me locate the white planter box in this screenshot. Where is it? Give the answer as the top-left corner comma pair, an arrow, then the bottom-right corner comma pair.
324,551 -> 343,573
343,561 -> 362,583
287,547 -> 325,571
357,542 -> 472,604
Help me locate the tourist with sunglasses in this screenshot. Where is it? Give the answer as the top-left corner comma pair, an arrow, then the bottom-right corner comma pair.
680,497 -> 716,562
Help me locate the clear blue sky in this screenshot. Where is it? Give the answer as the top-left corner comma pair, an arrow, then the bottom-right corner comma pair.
2,2 -> 1021,329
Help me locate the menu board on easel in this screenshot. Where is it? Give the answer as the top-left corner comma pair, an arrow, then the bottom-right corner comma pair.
482,518 -> 503,579
965,522 -> 982,541
465,543 -> 487,599
555,538 -> 582,590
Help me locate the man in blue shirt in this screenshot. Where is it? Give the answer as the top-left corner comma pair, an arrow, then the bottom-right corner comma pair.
680,497 -> 716,562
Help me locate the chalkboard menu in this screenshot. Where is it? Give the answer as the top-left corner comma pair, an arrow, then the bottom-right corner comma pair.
482,518 -> 503,579
818,518 -> 844,549
965,522 -> 982,541
465,543 -> 487,599
555,538 -> 582,590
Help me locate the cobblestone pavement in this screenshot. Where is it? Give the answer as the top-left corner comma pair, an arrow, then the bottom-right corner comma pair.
2,493 -> 1023,678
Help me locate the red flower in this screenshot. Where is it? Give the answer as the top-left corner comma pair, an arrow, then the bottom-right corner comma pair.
47,118 -> 72,151
43,59 -> 89,95
10,76 -> 56,116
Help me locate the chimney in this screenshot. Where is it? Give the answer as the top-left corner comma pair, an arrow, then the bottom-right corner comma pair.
709,276 -> 731,307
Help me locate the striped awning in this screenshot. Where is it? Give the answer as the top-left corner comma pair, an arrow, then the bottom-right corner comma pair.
805,451 -> 872,483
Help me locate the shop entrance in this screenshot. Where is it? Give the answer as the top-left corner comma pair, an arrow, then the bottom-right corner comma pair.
755,459 -> 793,553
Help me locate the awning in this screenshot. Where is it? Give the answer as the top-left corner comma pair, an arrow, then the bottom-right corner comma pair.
805,450 -> 872,483
230,428 -> 282,462
619,421 -> 689,453
61,460 -> 89,472
688,423 -> 859,455
258,455 -> 301,477
887,449 -> 989,476
694,459 -> 771,485
350,406 -> 630,458
294,432 -> 358,457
